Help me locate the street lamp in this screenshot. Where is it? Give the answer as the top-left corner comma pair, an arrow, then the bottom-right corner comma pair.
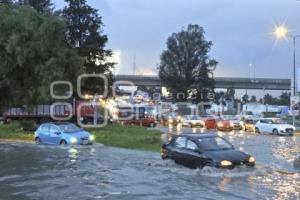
273,25 -> 300,126
273,25 -> 300,96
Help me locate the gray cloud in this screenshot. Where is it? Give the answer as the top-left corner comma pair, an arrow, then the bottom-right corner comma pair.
53,0 -> 300,80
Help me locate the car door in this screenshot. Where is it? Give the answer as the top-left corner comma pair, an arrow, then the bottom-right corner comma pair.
182,140 -> 203,168
258,120 -> 267,133
39,124 -> 50,144
171,137 -> 187,165
263,119 -> 273,133
49,125 -> 62,144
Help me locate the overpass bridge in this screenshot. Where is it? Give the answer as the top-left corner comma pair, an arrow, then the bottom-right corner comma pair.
115,75 -> 291,90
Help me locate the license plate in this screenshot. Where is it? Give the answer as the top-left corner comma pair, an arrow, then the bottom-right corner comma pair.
82,140 -> 89,145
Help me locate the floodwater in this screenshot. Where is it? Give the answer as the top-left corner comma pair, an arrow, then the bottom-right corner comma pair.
1,127 -> 300,200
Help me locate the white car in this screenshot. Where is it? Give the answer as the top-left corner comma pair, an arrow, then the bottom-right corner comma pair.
181,115 -> 205,127
255,118 -> 295,136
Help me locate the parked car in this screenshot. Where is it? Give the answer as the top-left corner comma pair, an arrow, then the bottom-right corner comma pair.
181,115 -> 205,127
222,115 -> 243,130
35,122 -> 95,145
243,118 -> 258,132
161,133 -> 255,169
255,118 -> 295,136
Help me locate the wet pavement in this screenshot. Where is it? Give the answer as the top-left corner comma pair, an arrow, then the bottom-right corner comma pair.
1,126 -> 300,200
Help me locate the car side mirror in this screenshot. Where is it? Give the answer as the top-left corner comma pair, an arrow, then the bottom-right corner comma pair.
54,132 -> 61,135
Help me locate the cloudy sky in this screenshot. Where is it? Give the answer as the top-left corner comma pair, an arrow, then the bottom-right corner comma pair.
53,0 -> 300,80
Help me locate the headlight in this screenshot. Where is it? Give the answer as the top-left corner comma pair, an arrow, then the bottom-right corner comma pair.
168,119 -> 173,123
217,122 -> 223,127
177,116 -> 181,120
240,121 -> 244,126
70,137 -> 77,144
89,135 -> 95,141
248,156 -> 255,163
220,160 -> 232,166
230,122 -> 234,127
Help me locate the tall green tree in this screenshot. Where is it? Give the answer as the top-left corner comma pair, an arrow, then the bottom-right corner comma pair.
158,24 -> 217,102
62,0 -> 114,97
278,92 -> 290,105
0,4 -> 83,106
250,96 -> 257,102
18,0 -> 53,13
0,0 -> 13,4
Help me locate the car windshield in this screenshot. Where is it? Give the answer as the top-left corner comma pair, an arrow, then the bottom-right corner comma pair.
222,115 -> 238,120
57,123 -> 82,133
271,119 -> 285,124
198,137 -> 233,151
188,115 -> 199,120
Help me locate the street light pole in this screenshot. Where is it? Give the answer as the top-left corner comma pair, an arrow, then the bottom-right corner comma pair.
293,35 -> 300,96
273,26 -> 300,126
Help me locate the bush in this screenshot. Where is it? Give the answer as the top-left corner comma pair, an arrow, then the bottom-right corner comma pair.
263,112 -> 277,118
18,120 -> 37,131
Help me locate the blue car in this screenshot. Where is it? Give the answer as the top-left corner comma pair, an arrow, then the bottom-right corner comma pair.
34,122 -> 95,145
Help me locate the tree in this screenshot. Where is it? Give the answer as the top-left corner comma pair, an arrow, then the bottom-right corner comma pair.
263,93 -> 276,105
250,96 -> 256,102
278,92 -> 290,105
242,94 -> 249,103
0,0 -> 13,4
62,0 -> 114,97
158,24 -> 217,102
0,5 -> 83,106
18,0 -> 53,13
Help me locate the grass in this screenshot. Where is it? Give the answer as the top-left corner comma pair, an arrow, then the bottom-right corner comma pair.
0,122 -> 163,152
0,122 -> 34,141
89,124 -> 162,152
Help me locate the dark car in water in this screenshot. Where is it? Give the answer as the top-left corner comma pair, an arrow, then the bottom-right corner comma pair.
161,133 -> 255,169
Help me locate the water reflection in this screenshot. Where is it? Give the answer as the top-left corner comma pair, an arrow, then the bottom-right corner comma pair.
68,148 -> 79,162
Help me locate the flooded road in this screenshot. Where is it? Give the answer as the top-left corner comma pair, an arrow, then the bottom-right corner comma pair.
1,127 -> 300,200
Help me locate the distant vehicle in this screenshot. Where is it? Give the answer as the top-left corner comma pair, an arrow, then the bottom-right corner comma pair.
160,112 -> 181,126
161,133 -> 255,169
35,122 -> 94,145
243,118 -> 258,132
181,115 -> 205,127
216,117 -> 233,131
204,116 -> 217,129
255,118 -> 295,136
118,105 -> 156,127
221,115 -> 243,130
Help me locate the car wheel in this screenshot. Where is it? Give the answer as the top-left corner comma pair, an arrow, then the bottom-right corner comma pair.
273,129 -> 279,135
60,140 -> 67,145
255,127 -> 260,133
35,137 -> 42,144
160,148 -> 168,160
203,160 -> 213,168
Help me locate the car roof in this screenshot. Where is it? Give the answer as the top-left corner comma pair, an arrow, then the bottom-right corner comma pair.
44,122 -> 73,126
176,133 -> 218,139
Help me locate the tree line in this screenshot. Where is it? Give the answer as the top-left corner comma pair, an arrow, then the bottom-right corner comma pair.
0,0 -> 114,106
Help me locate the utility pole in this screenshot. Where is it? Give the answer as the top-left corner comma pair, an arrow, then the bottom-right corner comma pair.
133,54 -> 136,75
